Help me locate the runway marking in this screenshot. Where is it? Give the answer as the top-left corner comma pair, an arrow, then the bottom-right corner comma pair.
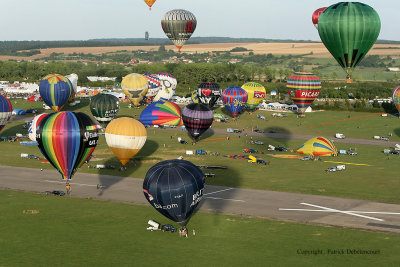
204,188 -> 234,196
324,161 -> 372,166
45,180 -> 97,187
206,197 -> 245,202
279,202 -> 385,222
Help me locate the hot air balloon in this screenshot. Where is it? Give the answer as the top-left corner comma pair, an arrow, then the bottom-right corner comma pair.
153,72 -> 177,101
312,7 -> 327,29
39,74 -> 73,112
161,9 -> 197,53
297,137 -> 337,156
121,73 -> 148,107
66,73 -> 78,103
241,82 -> 266,110
222,87 -> 248,117
90,94 -> 120,123
0,95 -> 12,132
28,113 -> 49,141
105,117 -> 147,166
287,72 -> 321,114
139,100 -> 183,126
36,111 -> 100,180
318,2 -> 381,82
392,86 -> 400,116
191,90 -> 199,103
143,159 -> 205,227
144,0 -> 156,11
197,82 -> 222,108
143,73 -> 161,102
182,103 -> 213,141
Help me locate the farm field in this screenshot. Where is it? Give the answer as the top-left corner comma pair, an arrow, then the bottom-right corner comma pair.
0,189 -> 398,266
1,42 -> 400,62
1,99 -> 399,203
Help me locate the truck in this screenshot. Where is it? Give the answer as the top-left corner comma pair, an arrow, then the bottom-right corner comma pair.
335,133 -> 345,139
373,136 -> 380,140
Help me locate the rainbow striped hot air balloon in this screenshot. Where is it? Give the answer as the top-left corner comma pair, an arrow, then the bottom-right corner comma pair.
39,74 -> 73,112
287,72 -> 321,114
0,95 -> 12,132
139,100 -> 183,126
105,117 -> 147,166
222,87 -> 248,117
392,86 -> 400,115
36,112 -> 100,180
297,137 -> 337,157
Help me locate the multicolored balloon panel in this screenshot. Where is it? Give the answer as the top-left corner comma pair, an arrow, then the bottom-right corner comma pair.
39,74 -> 73,112
36,112 -> 100,180
241,82 -> 266,110
197,82 -> 222,108
28,113 -> 49,141
287,72 -> 321,113
153,72 -> 177,102
297,137 -> 337,156
143,159 -> 205,227
392,86 -> 400,114
318,2 -> 381,79
139,100 -> 183,126
222,87 -> 248,117
0,95 -> 12,132
143,73 -> 161,101
182,103 -> 213,140
161,9 -> 197,53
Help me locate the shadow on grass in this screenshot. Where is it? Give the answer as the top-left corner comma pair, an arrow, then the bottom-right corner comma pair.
394,128 -> 400,138
95,140 -> 159,196
262,126 -> 292,147
63,98 -> 90,112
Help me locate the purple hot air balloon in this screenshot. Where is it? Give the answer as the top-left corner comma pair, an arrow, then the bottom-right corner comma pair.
182,103 -> 213,141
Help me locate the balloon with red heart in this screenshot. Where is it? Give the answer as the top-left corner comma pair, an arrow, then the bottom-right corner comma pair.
196,82 -> 222,108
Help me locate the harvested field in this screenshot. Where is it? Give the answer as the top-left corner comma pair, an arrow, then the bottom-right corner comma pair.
2,42 -> 400,61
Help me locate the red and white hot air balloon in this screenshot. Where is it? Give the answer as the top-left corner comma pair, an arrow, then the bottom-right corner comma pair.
312,7 -> 327,29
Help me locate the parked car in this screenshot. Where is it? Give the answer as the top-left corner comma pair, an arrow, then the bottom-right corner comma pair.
161,224 -> 176,233
301,156 -> 311,160
256,159 -> 269,165
44,190 -> 65,196
27,154 -> 40,159
390,150 -> 400,155
275,147 -> 287,152
253,129 -> 265,133
380,136 -> 389,141
326,167 -> 337,172
347,150 -> 358,156
204,173 -> 216,178
254,140 -> 264,145
243,148 -> 258,153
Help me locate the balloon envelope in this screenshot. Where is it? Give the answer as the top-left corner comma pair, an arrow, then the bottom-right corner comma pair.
36,112 -> 100,180
312,7 -> 327,29
139,100 -> 183,126
143,73 -> 161,101
222,87 -> 248,117
105,117 -> 147,165
318,2 -> 381,79
121,73 -> 148,107
393,86 -> 400,114
144,0 -> 156,10
90,94 -> 120,123
297,137 -> 337,156
287,72 -> 321,114
191,90 -> 199,103
197,82 -> 222,108
39,74 -> 73,112
182,103 -> 213,140
28,113 -> 49,141
143,159 -> 205,226
241,82 -> 266,110
0,95 -> 12,132
161,9 -> 197,53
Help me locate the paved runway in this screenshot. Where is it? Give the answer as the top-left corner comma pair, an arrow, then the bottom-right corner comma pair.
1,166 -> 399,234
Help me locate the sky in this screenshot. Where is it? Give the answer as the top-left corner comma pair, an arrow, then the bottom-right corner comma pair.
2,0 -> 399,41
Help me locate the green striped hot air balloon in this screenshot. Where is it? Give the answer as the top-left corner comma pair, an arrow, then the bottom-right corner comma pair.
90,94 -> 120,123
318,2 -> 381,82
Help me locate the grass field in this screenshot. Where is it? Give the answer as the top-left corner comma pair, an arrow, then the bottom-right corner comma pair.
0,190 -> 399,266
1,99 -> 399,203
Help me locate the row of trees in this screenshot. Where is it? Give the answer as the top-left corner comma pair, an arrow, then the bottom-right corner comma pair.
0,60 -> 396,100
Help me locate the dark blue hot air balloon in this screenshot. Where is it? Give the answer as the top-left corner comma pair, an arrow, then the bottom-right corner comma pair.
39,74 -> 73,112
222,87 -> 248,117
143,159 -> 205,227
182,103 -> 213,141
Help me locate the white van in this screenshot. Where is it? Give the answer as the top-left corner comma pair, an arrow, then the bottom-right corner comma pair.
335,133 -> 345,139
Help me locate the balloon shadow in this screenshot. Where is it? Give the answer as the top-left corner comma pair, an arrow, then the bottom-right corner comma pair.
394,128 -> 400,138
262,126 -> 292,147
94,140 -> 159,196
63,97 -> 90,112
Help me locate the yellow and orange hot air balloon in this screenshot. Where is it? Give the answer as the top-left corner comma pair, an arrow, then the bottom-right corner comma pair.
121,73 -> 148,107
144,0 -> 156,11
297,137 -> 337,157
105,117 -> 147,166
